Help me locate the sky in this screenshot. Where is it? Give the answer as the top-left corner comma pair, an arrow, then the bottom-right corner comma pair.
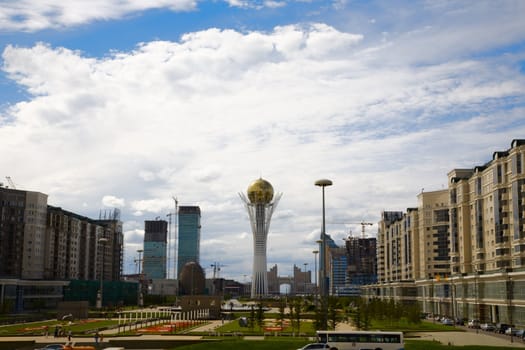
1,0 -> 525,283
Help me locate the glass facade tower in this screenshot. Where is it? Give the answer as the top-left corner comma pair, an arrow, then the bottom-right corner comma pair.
177,206 -> 201,279
143,220 -> 167,280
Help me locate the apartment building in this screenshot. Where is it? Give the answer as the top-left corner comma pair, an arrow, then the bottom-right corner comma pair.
0,186 -> 124,311
367,139 -> 525,326
46,206 -> 123,281
0,188 -> 48,279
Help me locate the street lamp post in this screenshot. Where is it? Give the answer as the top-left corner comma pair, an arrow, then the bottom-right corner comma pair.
312,250 -> 319,290
303,263 -> 309,295
96,237 -> 108,309
137,249 -> 144,306
508,274 -> 513,342
315,178 -> 332,330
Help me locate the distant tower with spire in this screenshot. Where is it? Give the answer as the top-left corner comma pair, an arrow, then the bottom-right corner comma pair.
239,178 -> 282,298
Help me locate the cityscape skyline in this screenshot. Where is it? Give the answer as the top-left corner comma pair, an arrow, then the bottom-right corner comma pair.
0,1 -> 524,281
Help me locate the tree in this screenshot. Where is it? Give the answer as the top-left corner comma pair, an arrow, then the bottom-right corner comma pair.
351,300 -> 362,329
278,298 -> 286,329
249,305 -> 255,331
327,297 -> 340,330
256,301 -> 265,330
405,303 -> 422,324
293,298 -> 302,334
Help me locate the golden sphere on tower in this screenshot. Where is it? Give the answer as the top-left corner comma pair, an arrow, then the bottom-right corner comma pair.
247,178 -> 274,204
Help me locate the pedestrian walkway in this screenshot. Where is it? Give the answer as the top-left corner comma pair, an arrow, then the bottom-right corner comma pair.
411,331 -> 525,348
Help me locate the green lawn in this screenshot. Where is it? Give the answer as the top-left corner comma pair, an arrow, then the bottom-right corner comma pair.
0,319 -> 118,336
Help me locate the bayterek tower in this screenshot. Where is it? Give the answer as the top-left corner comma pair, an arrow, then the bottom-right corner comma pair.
239,178 -> 282,298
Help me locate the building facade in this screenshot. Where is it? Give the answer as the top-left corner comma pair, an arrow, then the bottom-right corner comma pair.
143,220 -> 167,280
0,188 -> 48,279
0,186 -> 124,311
177,206 -> 201,279
343,236 -> 377,296
367,139 -> 525,327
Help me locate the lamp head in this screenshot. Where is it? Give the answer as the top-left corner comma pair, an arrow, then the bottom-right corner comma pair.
315,179 -> 333,187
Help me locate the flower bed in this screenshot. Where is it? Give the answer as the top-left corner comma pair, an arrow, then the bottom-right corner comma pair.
137,321 -> 195,333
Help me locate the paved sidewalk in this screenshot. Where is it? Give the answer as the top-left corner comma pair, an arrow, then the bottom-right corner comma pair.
411,331 -> 525,348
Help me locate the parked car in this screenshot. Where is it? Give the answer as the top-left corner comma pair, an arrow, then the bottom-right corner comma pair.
441,318 -> 454,326
35,345 -> 65,350
480,323 -> 496,331
455,318 -> 465,326
505,328 -> 524,337
496,323 -> 512,334
467,319 -> 480,328
297,344 -> 330,350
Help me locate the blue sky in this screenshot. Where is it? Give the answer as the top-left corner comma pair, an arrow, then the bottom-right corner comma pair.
1,0 -> 525,281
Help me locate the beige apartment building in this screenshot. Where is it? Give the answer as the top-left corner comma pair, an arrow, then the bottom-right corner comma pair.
366,139 -> 525,326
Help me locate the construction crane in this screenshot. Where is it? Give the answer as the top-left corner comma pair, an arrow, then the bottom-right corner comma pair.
211,262 -> 227,280
5,176 -> 16,189
329,221 -> 374,238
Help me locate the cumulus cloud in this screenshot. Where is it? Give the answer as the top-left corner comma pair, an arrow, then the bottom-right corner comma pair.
1,16 -> 525,278
102,195 -> 126,207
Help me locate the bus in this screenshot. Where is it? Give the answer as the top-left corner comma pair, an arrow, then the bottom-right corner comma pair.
316,330 -> 404,350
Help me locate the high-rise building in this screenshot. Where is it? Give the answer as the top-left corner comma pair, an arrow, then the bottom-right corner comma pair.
0,186 -> 123,282
329,247 -> 348,295
47,206 -> 123,282
177,206 -> 201,279
240,178 -> 282,298
0,187 -> 48,279
343,236 -> 377,290
143,220 -> 167,280
0,186 -> 126,311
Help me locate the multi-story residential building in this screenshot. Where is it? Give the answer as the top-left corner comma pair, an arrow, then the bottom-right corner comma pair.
0,186 -> 125,311
143,220 -> 168,280
0,188 -> 48,279
94,213 -> 124,282
377,211 -> 403,284
46,206 -> 123,282
367,139 -> 525,327
417,190 -> 450,280
177,206 -> 201,279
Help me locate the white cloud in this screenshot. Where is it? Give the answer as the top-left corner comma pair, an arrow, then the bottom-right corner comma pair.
0,0 -> 197,31
102,195 -> 126,207
1,17 -> 525,279
131,198 -> 174,214
264,1 -> 286,9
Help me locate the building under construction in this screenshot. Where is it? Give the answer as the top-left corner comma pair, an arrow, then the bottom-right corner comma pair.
343,236 -> 377,294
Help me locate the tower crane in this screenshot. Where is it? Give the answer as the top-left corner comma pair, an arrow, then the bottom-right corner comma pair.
211,262 -> 227,280
5,176 -> 16,189
329,221 -> 374,238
